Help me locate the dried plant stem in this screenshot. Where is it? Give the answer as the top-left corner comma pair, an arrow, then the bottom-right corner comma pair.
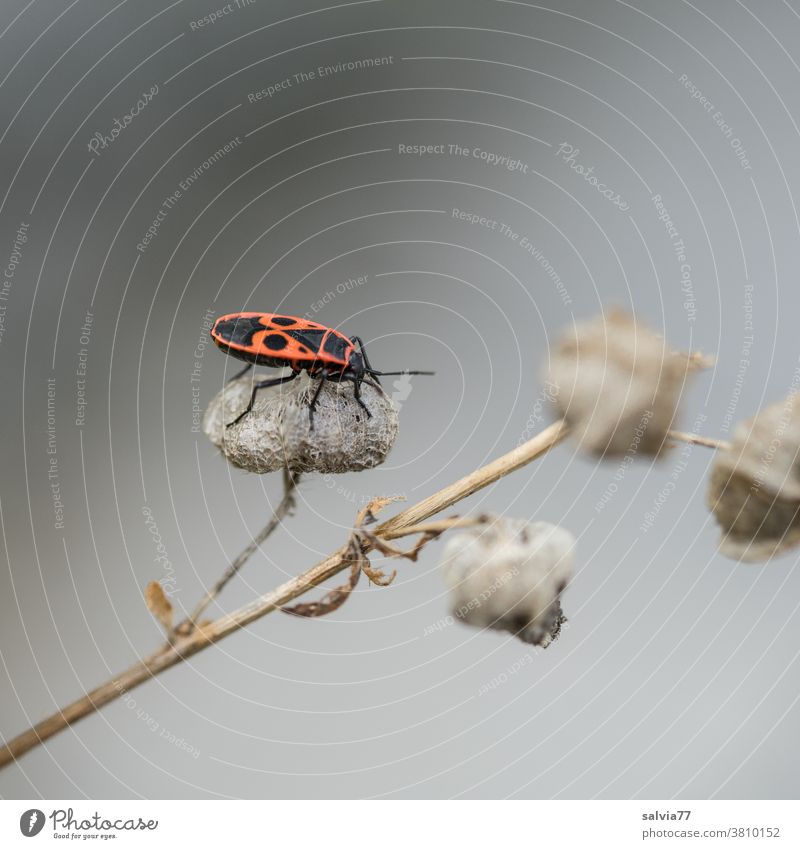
377,419 -> 571,539
386,517 -> 489,537
177,468 -> 299,634
667,429 -> 731,451
0,420 -> 568,770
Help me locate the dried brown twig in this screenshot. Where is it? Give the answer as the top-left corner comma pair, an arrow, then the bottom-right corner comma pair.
175,468 -> 299,636
282,497 -> 406,617
0,419 -> 569,769
282,501 -> 486,618
667,429 -> 731,451
0,416 -> 734,769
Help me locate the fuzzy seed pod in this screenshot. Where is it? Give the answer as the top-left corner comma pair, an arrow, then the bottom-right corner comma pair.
440,517 -> 575,647
708,393 -> 800,562
203,372 -> 399,474
546,310 -> 708,457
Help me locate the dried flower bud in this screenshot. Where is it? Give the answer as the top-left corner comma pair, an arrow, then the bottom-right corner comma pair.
708,393 -> 800,562
546,310 -> 707,457
203,373 -> 398,474
440,517 -> 575,647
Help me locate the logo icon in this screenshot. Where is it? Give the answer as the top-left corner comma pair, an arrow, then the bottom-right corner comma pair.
19,809 -> 46,837
390,372 -> 414,411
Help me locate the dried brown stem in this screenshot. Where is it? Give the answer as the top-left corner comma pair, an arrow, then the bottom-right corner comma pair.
0,419 -> 568,771
667,429 -> 731,451
376,419 -> 570,539
386,516 -> 490,538
177,468 -> 299,635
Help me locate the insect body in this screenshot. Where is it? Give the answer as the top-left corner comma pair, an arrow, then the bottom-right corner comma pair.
211,312 -> 433,427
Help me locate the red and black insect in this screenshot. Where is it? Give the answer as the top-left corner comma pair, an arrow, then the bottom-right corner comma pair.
211,312 -> 433,427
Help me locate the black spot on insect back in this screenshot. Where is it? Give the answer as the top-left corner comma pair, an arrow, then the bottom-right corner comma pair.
286,328 -> 326,350
264,333 -> 288,351
213,315 -> 264,347
322,332 -> 349,358
271,316 -> 297,326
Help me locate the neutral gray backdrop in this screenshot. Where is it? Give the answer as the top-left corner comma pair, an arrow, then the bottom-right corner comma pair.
1,0 -> 799,799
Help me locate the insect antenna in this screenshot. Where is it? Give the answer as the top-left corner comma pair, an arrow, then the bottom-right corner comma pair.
366,369 -> 435,376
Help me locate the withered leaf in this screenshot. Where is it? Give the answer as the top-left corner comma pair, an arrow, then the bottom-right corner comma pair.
362,564 -> 397,587
145,580 -> 173,632
282,561 -> 362,618
356,494 -> 405,527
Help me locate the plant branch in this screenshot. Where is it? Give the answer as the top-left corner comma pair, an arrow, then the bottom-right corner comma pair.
376,419 -> 570,539
667,429 -> 731,451
0,419 -> 568,771
176,468 -> 299,635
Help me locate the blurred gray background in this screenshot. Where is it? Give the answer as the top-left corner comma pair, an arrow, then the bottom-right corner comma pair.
1,0 -> 799,799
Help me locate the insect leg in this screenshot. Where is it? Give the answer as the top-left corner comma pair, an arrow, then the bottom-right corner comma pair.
351,335 -> 380,385
226,371 -> 299,427
352,377 -> 372,419
341,372 -> 373,419
307,372 -> 327,429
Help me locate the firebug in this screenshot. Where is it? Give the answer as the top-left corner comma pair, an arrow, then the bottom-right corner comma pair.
211,312 -> 433,427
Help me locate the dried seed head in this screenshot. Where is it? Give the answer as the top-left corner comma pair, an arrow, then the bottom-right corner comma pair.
440,517 -> 575,647
708,393 -> 800,561
203,373 -> 399,474
546,310 -> 707,457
